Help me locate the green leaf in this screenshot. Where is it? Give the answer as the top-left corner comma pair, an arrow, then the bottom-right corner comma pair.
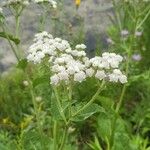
0,32 -> 20,45
112,133 -> 137,150
127,70 -> 150,86
112,119 -> 137,150
50,92 -> 62,120
0,14 -> 5,23
97,96 -> 114,109
33,75 -> 49,88
71,103 -> 105,121
97,113 -> 112,140
17,59 -> 28,70
88,135 -> 103,150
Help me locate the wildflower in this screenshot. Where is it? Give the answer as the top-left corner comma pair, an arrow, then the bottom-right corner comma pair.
35,96 -> 42,102
106,38 -> 114,45
95,70 -> 106,80
135,31 -> 142,37
2,118 -> 9,124
58,71 -> 69,81
68,127 -> 76,133
75,0 -> 81,7
50,74 -> 60,85
27,32 -> 127,85
86,68 -> 95,77
121,29 -> 129,36
75,44 -> 86,50
132,54 -> 142,61
74,71 -> 86,82
23,80 -> 29,86
109,69 -> 127,84
34,0 -> 57,8
3,0 -> 30,7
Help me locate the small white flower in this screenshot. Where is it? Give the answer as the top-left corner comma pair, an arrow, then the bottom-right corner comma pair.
58,71 -> 69,81
65,48 -> 72,53
67,66 -> 76,75
74,71 -> 86,82
121,29 -> 129,36
23,80 -> 29,86
75,44 -> 86,49
23,1 -> 29,6
77,51 -> 86,57
50,74 -> 60,85
132,54 -> 142,61
3,0 -> 30,6
119,75 -> 127,84
106,38 -> 114,45
35,96 -> 42,102
109,69 -> 127,84
95,70 -> 106,80
86,68 -> 95,77
135,31 -> 142,37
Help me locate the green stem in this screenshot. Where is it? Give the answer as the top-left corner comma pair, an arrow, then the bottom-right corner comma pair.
110,52 -> 130,148
53,121 -> 58,150
53,87 -> 67,124
59,127 -> 67,150
71,81 -> 105,118
15,15 -> 20,38
39,4 -> 47,32
68,83 -> 72,117
15,14 -> 23,58
112,0 -> 122,31
2,26 -> 20,61
136,8 -> 150,30
115,85 -> 127,113
26,75 -> 45,149
106,137 -> 110,150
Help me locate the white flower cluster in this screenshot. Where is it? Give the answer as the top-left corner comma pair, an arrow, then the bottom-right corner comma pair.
85,53 -> 127,84
3,0 -> 30,6
27,31 -> 127,85
33,0 -> 57,8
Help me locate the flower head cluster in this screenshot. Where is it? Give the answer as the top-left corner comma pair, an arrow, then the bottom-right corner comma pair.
3,0 -> 30,7
27,31 -> 127,86
85,52 -> 127,83
33,0 -> 57,8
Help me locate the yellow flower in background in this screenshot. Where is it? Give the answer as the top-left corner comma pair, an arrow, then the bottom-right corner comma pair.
75,0 -> 81,7
20,116 -> 33,130
2,117 -> 9,124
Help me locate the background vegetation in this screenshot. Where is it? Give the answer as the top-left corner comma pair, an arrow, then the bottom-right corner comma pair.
0,0 -> 150,150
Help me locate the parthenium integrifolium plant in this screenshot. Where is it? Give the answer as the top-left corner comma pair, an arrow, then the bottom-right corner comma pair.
27,31 -> 127,149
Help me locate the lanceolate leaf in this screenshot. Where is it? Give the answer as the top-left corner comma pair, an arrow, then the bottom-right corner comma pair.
32,75 -> 49,88
50,93 -> 62,120
71,103 -> 105,122
17,59 -> 28,70
0,32 -> 20,45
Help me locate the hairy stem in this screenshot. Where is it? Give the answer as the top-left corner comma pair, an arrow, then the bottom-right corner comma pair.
59,127 -> 67,150
71,81 -> 105,118
26,75 -> 46,149
68,83 -> 73,117
53,120 -> 58,150
53,87 -> 67,124
2,26 -> 20,61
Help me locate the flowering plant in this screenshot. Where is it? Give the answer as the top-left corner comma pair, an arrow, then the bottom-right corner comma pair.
26,31 -> 127,149
0,0 -> 150,149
